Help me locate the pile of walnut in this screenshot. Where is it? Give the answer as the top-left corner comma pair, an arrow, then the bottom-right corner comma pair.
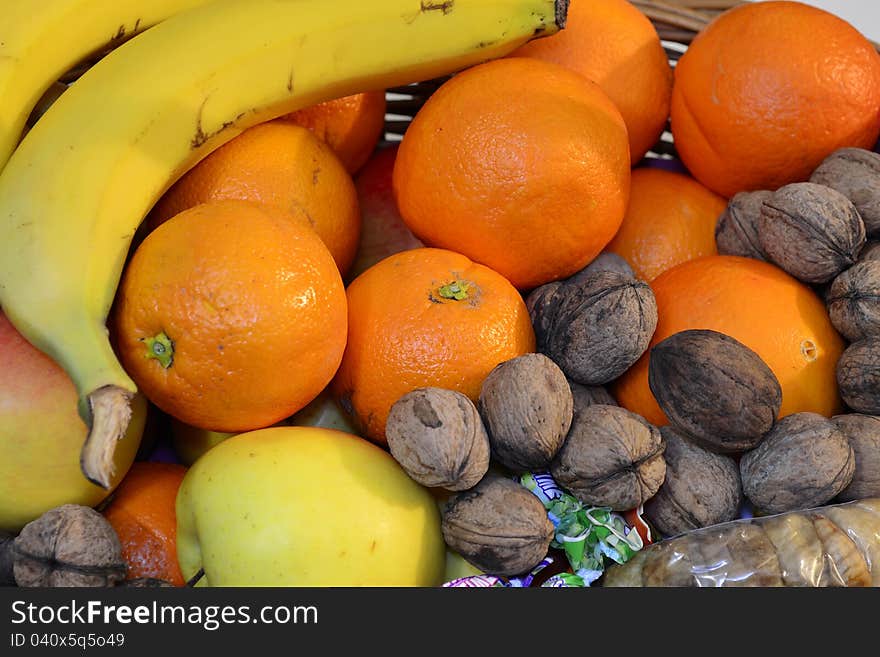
0,504 -> 172,588
717,147 -> 880,420
388,147 -> 880,580
387,255 -> 672,577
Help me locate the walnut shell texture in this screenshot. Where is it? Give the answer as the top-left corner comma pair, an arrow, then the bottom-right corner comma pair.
13,504 -> 126,587
479,353 -> 572,472
827,260 -> 880,342
569,380 -> 617,415
859,241 -> 880,264
527,270 -> 658,385
644,427 -> 742,538
566,252 -> 635,284
810,147 -> 880,236
837,338 -> 880,414
715,190 -> 772,261
551,404 -> 666,511
740,413 -> 855,515
758,182 -> 866,284
441,476 -> 554,576
386,387 -> 490,491
648,329 -> 781,453
832,413 -> 880,501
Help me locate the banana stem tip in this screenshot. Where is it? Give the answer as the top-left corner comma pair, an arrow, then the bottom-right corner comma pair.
80,385 -> 133,489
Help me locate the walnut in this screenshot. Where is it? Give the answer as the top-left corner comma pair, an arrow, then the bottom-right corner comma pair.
386,388 -> 490,491
13,504 -> 126,587
715,190 -> 772,260
832,414 -> 880,501
648,329 -> 781,453
526,270 -> 657,385
550,404 -> 666,511
758,182 -> 866,284
859,241 -> 880,263
566,252 -> 635,284
740,413 -> 854,515
837,337 -> 880,414
644,427 -> 742,538
569,379 -> 617,414
118,578 -> 175,587
827,260 -> 880,342
441,475 -> 554,576
810,147 -> 880,235
478,354 -> 572,472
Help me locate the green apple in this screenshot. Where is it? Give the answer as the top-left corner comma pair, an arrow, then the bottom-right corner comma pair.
176,425 -> 445,586
170,419 -> 234,467
444,549 -> 484,582
171,389 -> 358,466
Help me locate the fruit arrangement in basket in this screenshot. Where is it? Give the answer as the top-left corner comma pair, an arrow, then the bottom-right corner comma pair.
1,0 -> 880,588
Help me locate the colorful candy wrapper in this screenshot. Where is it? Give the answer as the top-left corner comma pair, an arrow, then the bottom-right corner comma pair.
442,574 -> 505,588
521,472 -> 643,582
541,569 -> 603,588
442,473 -> 645,587
442,557 -> 555,588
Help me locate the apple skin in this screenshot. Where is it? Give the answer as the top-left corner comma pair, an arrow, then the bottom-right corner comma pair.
347,145 -> 423,280
176,426 -> 445,586
0,313 -> 146,532
170,388 -> 357,465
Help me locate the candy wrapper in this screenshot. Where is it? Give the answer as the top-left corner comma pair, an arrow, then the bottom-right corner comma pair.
442,472 -> 644,587
443,557 -> 555,588
520,471 -> 643,582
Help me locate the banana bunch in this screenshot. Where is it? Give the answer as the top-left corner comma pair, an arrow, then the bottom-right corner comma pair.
0,0 -> 567,487
0,0 -> 215,170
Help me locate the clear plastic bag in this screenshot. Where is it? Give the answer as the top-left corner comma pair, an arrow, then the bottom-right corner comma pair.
602,498 -> 880,587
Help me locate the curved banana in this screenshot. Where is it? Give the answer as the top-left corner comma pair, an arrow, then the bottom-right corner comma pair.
0,0 -> 567,488
0,0 -> 215,171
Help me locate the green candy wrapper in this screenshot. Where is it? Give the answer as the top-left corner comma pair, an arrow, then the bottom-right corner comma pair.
520,472 -> 643,583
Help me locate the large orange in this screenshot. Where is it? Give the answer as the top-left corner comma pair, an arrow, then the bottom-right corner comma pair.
393,57 -> 630,290
606,167 -> 726,281
281,91 -> 387,174
113,200 -> 347,432
150,121 -> 361,277
332,248 -> 535,444
671,1 -> 880,198
102,462 -> 187,586
613,256 -> 845,425
510,0 -> 673,163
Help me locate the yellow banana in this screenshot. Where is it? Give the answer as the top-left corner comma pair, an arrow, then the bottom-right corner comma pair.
0,0 -> 215,170
0,0 -> 567,488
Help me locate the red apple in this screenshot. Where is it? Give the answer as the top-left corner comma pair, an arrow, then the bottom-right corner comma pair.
348,144 -> 423,280
0,312 -> 146,531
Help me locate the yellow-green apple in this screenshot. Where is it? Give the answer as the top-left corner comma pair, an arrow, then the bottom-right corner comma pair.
0,312 -> 146,531
176,426 -> 445,585
170,388 -> 357,465
348,145 -> 423,280
444,549 -> 484,582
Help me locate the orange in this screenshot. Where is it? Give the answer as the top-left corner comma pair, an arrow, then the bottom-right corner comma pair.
606,167 -> 726,281
613,255 -> 845,425
393,57 -> 630,290
281,91 -> 387,174
671,1 -> 880,198
150,121 -> 361,277
332,247 -> 535,444
102,462 -> 187,586
112,200 -> 347,432
510,0 -> 673,163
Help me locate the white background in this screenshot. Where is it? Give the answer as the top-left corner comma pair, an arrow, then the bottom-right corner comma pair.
783,0 -> 880,41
